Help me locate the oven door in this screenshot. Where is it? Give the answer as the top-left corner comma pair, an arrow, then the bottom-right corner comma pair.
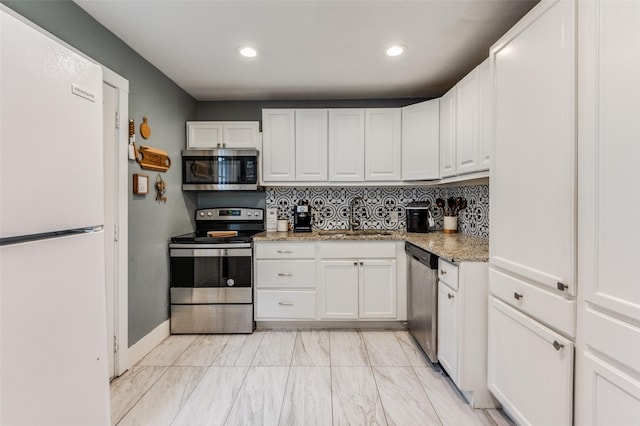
182,149 -> 258,191
170,245 -> 252,304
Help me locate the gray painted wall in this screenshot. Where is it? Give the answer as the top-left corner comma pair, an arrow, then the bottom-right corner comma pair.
2,1 -> 198,346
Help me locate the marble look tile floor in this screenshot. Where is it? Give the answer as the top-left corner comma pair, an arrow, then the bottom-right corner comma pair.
111,330 -> 515,426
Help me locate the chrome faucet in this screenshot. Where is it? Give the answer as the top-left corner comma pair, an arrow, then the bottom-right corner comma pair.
349,197 -> 367,230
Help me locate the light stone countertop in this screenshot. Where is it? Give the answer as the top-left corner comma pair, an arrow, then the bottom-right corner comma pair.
253,230 -> 488,263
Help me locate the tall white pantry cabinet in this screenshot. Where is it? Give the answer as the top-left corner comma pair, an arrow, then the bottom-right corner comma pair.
489,0 -> 576,424
575,0 -> 640,424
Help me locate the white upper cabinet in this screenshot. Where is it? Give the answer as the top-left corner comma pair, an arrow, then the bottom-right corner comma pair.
455,66 -> 480,175
364,108 -> 401,181
490,0 -> 576,295
439,87 -> 457,178
295,109 -> 328,181
262,109 -> 296,182
401,99 -> 440,180
477,58 -> 492,171
186,121 -> 259,149
329,109 -> 365,181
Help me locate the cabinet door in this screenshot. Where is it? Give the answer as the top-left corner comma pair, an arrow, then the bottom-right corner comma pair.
359,259 -> 396,319
295,109 -> 328,181
579,352 -> 640,426
328,109 -> 365,181
439,87 -> 457,178
578,0 -> 640,322
222,122 -> 259,148
477,58 -> 492,171
262,109 -> 295,182
318,260 -> 358,319
364,109 -> 401,181
456,66 -> 480,175
488,297 -> 573,426
438,281 -> 459,383
490,0 -> 576,295
401,99 -> 440,180
186,122 -> 223,149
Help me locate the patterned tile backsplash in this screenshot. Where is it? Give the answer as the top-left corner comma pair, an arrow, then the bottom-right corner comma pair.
265,184 -> 489,238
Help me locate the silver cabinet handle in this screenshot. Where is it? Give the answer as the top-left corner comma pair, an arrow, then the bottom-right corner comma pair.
557,282 -> 568,291
278,273 -> 292,277
514,292 -> 523,300
447,293 -> 454,299
278,301 -> 294,306
277,250 -> 292,254
440,269 -> 447,275
552,340 -> 564,351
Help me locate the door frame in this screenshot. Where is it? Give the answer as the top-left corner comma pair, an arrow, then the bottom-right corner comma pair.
103,67 -> 129,377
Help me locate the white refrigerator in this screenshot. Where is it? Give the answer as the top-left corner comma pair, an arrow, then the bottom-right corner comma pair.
0,8 -> 110,425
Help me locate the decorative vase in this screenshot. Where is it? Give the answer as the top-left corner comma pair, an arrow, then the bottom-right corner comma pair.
443,216 -> 458,234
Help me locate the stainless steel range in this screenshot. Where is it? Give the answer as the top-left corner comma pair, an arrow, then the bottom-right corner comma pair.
169,207 -> 264,334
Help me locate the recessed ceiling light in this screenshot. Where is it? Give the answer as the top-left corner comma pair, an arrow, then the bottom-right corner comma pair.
239,47 -> 258,58
386,45 -> 407,57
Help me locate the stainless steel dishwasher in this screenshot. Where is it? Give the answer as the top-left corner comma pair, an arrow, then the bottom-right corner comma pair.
405,242 -> 439,363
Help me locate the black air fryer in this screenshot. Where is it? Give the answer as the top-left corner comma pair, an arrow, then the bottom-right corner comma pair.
406,201 -> 435,233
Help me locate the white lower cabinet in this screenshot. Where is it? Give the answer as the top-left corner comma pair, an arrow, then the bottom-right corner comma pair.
318,258 -> 396,320
437,281 -> 458,381
254,241 -> 403,322
579,351 -> 640,426
254,242 -> 317,320
318,260 -> 359,319
436,259 -> 493,408
488,297 -> 574,425
359,260 -> 396,318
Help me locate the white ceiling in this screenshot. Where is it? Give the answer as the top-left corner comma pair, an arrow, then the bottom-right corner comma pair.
75,0 -> 538,101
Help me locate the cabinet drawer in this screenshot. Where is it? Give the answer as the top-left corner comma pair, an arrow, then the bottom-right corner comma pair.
317,242 -> 396,259
255,243 -> 316,259
438,259 -> 459,290
490,267 -> 576,337
255,260 -> 316,288
256,290 -> 316,319
488,297 -> 573,426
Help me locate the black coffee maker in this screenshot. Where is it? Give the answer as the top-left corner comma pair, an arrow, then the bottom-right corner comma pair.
293,200 -> 312,232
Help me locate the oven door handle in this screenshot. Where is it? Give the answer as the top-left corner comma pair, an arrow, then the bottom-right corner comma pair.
170,248 -> 252,257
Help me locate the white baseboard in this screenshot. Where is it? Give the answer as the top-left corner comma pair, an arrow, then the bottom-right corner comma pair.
127,320 -> 170,367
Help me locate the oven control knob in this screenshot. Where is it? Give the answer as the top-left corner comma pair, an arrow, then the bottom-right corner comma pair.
247,212 -> 252,216
207,211 -> 213,217
199,211 -> 205,217
227,278 -> 235,287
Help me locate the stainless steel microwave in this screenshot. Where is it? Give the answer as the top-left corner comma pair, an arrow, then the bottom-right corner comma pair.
182,149 -> 259,191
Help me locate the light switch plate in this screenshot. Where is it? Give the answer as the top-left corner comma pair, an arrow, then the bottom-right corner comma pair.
389,210 -> 398,223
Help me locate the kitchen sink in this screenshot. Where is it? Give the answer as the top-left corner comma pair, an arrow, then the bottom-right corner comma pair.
318,229 -> 394,237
